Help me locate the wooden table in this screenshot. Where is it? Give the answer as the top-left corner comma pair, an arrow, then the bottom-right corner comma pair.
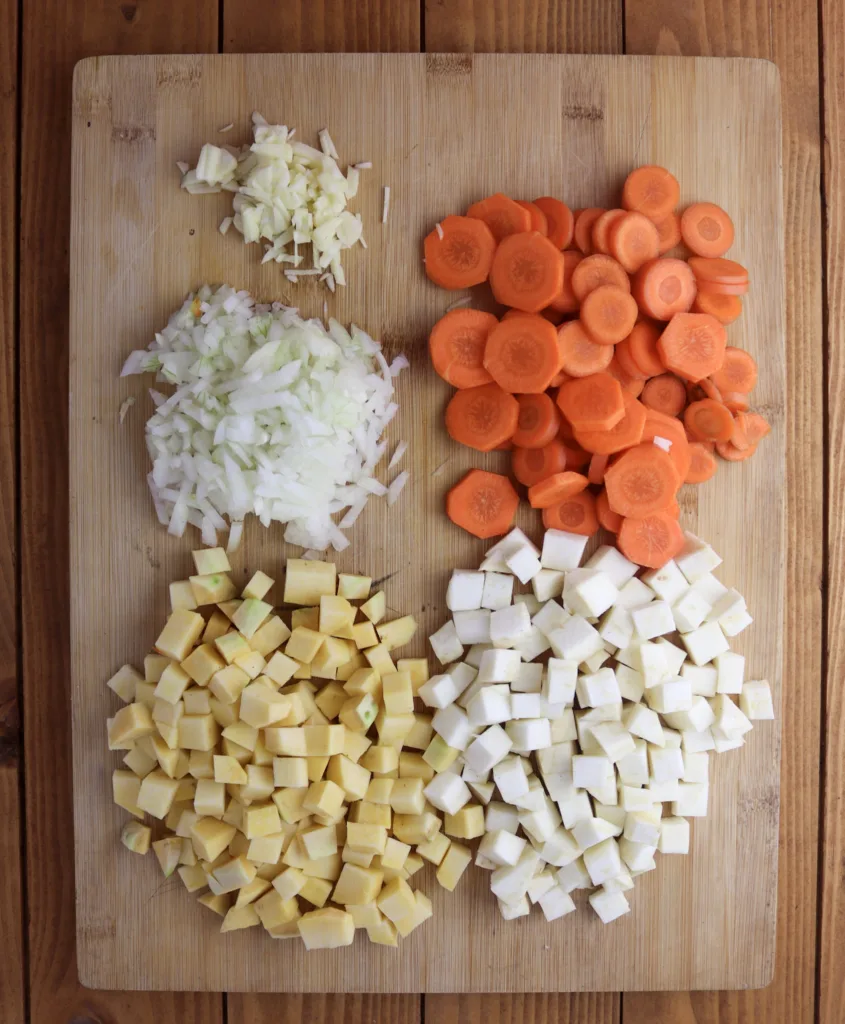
1,0 -> 840,1021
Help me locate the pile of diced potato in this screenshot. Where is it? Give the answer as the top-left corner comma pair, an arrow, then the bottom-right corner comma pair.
107,549 -> 472,949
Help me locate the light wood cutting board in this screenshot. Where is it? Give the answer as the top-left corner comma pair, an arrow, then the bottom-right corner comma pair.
69,53 -> 784,993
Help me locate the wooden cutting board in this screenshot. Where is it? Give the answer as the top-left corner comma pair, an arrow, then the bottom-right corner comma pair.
69,53 -> 784,993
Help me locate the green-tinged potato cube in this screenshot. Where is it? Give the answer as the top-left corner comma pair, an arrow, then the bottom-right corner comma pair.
214,631 -> 251,666
152,836 -> 182,878
190,573 -> 237,606
251,615 -> 291,658
232,598 -> 272,640
192,547 -> 231,575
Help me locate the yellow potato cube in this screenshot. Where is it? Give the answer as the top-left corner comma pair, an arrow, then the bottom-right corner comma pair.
250,615 -> 292,658
133,681 -> 157,709
170,579 -> 198,612
156,609 -> 205,662
403,714 -> 433,751
239,683 -> 290,729
436,841 -> 472,891
221,799 -> 243,830
300,824 -> 338,859
302,780 -> 344,818
273,756 -> 308,788
175,715 -> 218,755
417,831 -> 451,866
304,725 -> 346,756
350,801 -> 392,828
243,803 -> 282,839
392,812 -> 441,847
284,559 -> 337,606
319,595 -> 356,636
347,900 -> 381,929
243,570 -> 274,601
404,852 -> 424,878
367,915 -> 399,946
197,892 -> 229,917
234,877 -> 272,908
399,752 -> 434,783
209,698 -> 239,729
150,734 -> 180,777
183,688 -> 211,715
218,599 -> 243,622
137,769 -> 179,819
107,663 -> 142,703
247,833 -> 285,865
336,651 -> 366,681
213,755 -> 248,785
222,737 -> 252,764
445,804 -> 485,840
305,755 -> 328,783
423,735 -> 460,773
194,778 -> 226,818
382,836 -> 411,872
123,745 -> 157,778
345,822 -> 388,856
143,654 -> 169,683
192,547 -> 231,575
382,671 -> 414,715
338,574 -> 372,600
189,572 -> 237,606
181,643 -> 226,687
119,820 -> 151,855
343,667 -> 381,699
395,890 -> 433,937
311,637 -> 351,678
255,890 -> 299,932
397,658 -> 430,692
153,661 -> 191,704
209,665 -> 250,704
155,721 -> 180,750
251,736 -> 274,768
202,611 -> 230,645
343,728 -> 372,764
214,631 -> 252,665
359,745 -> 399,775
272,787 -> 311,825
326,754 -> 371,802
222,721 -> 258,752
264,727 -> 307,756
213,854 -> 257,894
272,866 -> 306,899
364,643 -> 395,678
351,621 -> 379,650
337,694 -> 377,735
332,863 -> 384,906
360,590 -> 386,625
314,681 -> 348,720
109,702 -> 155,745
299,876 -> 333,908
175,808 -> 200,839
112,770 -> 144,817
263,651 -> 300,687
232,598 -> 272,640
390,777 -> 426,815
298,907 -> 355,950
152,836 -> 182,878
227,831 -> 250,858
241,765 -> 274,802
277,692 -> 308,726
376,711 -> 415,748
233,650 -> 266,680
285,627 -> 326,665
179,837 -> 197,866
342,846 -> 374,868
189,750 -> 214,780
174,775 -> 196,801
377,876 -> 416,924
377,615 -> 418,652
220,905 -> 260,933
291,607 -> 320,631
153,697 -> 184,728
365,778 -> 394,805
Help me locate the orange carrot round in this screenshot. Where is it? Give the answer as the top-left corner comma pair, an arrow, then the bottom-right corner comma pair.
533,197 -> 575,249
657,312 -> 727,382
632,258 -> 697,320
688,256 -> 748,285
428,309 -> 497,389
557,320 -> 614,377
542,491 -> 599,536
446,469 -> 520,539
609,212 -> 661,273
483,314 -> 563,393
574,392 -> 647,455
607,356 -> 647,397
512,440 -> 567,487
716,438 -> 758,461
721,390 -> 750,414
596,488 -> 623,532
528,471 -> 589,509
588,453 -> 610,486
560,442 -> 591,469
625,320 -> 665,376
548,250 -> 584,314
580,286 -> 639,346
683,399 -> 736,443
573,208 -> 606,255
685,442 -> 718,483
617,510 -> 685,568
742,411 -> 772,443
709,346 -> 758,393
654,213 -> 682,255
691,290 -> 742,324
696,278 -> 749,297
489,231 -> 565,313
467,193 -> 532,242
444,382 -> 519,452
698,377 -> 723,403
570,254 -> 631,302
516,200 -> 549,235
604,443 -> 680,518
549,370 -> 573,388
641,373 -> 688,417
591,209 -> 627,255
622,166 -> 680,221
424,215 -> 497,290
642,409 -> 692,481
557,372 -> 626,432
613,340 -> 650,380
512,393 -> 561,449
680,203 -> 735,258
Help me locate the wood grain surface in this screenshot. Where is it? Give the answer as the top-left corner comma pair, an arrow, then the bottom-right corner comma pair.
623,0 -> 824,1022
69,51 -> 783,994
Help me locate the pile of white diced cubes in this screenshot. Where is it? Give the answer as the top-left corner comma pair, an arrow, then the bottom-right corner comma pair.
426,527 -> 774,924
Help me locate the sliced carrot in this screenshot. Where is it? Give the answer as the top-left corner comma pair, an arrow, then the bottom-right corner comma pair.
580,286 -> 639,346
642,409 -> 692,481
446,469 -> 520,539
512,440 -> 567,487
613,341 -> 650,380
557,411 -> 575,441
685,442 -> 718,483
698,377 -> 723,402
617,510 -> 685,568
516,200 -> 549,235
592,209 -> 627,255
533,197 -> 575,250
558,320 -> 614,377
657,312 -> 727,382
654,213 -> 682,255
574,391 -> 647,455
570,254 -> 631,303
428,309 -> 497,389
542,491 -> 599,536
622,166 -> 680,222
709,346 -> 758,393
741,411 -> 772,444
495,439 -> 514,451
730,413 -> 752,450
528,471 -> 590,509
556,371 -> 626,434
588,453 -> 610,485
625,320 -> 665,376
596,488 -> 623,532
444,382 -> 519,452
691,289 -> 743,324
573,208 -> 606,255
467,193 -> 532,242
607,356 -> 647,398
695,278 -> 750,297
540,308 -> 564,326
604,443 -> 680,518
548,250 -> 584,314
684,399 -> 736,443
609,212 -> 661,273
560,442 -> 591,469
483,315 -> 562,393
632,258 -> 697,321
549,370 -> 572,387
688,256 -> 749,285
681,202 -> 735,258
424,215 -> 497,290
721,390 -> 750,414
512,393 -> 561,448
641,373 -> 687,417
489,231 -> 565,313
716,438 -> 758,461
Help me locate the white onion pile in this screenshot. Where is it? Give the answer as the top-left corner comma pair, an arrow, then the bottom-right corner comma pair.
121,285 -> 408,552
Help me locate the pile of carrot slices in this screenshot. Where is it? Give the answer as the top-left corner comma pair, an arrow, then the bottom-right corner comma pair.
424,167 -> 771,567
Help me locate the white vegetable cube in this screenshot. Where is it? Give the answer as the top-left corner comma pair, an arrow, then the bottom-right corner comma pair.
540,825 -> 581,867
429,621 -> 463,665
616,664 -> 645,703
639,643 -> 670,688
591,721 -> 636,763
486,800 -> 520,834
641,560 -> 689,603
526,870 -> 557,903
453,609 -> 492,645
589,887 -> 630,923
467,685 -> 511,727
615,577 -> 655,610
690,573 -> 727,607
479,829 -> 526,867
576,668 -> 621,708
493,755 -> 529,803
715,651 -> 745,694
418,673 -> 461,710
663,694 -> 716,734
532,600 -> 570,639
740,680 -> 775,720
618,837 -> 657,872
538,885 -> 576,921
599,605 -> 633,650
541,659 -> 575,705
519,797 -> 561,842
423,773 -> 471,815
498,896 -> 530,920
541,529 -> 588,571
631,600 -> 675,640
481,572 -> 514,611
623,703 -> 664,746
510,693 -> 543,719
477,648 -> 521,684
568,572 -> 619,619
585,545 -> 639,586
655,638 -> 687,675
506,545 -> 542,584
708,587 -> 746,623
672,782 -> 709,817
648,745 -> 685,783
463,725 -> 513,774
432,704 -> 474,751
681,663 -> 718,697
624,812 -> 661,846
532,569 -> 565,603
583,837 -> 622,885
616,738 -> 649,786
708,694 -> 753,736
536,741 -> 575,776
512,662 -> 544,694
572,816 -> 618,850
549,709 -> 577,744
712,728 -> 745,753
603,867 -> 635,893
446,570 -> 484,612
548,616 -> 603,662
720,607 -> 753,637
658,815 -> 690,854
505,718 -> 552,752
464,644 -> 491,669
558,788 -> 594,830
572,754 -> 612,791
489,603 -> 532,649
672,588 -> 712,633
682,751 -> 710,784
676,532 -> 722,582
620,785 -> 655,813
514,593 -> 542,616
646,679 -> 693,715
557,857 -> 592,892
512,625 -> 551,663
490,847 -> 541,903
681,729 -> 715,754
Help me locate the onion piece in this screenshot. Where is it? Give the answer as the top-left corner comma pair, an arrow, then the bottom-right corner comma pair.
388,440 -> 408,470
387,470 -> 409,506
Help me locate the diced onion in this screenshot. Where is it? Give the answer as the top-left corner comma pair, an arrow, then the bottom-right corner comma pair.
388,440 -> 408,470
653,436 -> 673,452
382,186 -> 391,224
387,470 -> 409,505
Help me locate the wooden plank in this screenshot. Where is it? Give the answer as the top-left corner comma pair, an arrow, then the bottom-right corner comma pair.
623,0 -> 823,1020
228,995 -> 421,1024
0,0 -> 25,1019
819,0 -> 845,1018
69,51 -> 783,993
19,2 -> 223,1021
425,995 -> 619,1024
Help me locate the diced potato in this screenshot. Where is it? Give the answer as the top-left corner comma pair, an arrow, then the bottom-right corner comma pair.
364,643 -> 396,678
326,754 -> 371,801
109,703 -> 155,745
243,570 -> 274,601
192,547 -> 231,575
398,753 -> 435,783
107,663 -> 143,703
152,836 -> 182,877
377,616 -> 418,652
404,852 -> 425,877
397,659 -> 430,695
170,580 -> 198,611
242,803 -> 283,839
343,667 -> 381,699
272,787 -> 311,825
417,831 -> 451,865
352,621 -> 379,650
422,736 -> 459,773
241,765 -> 275,802
183,688 -> 211,716
299,876 -> 333,908
436,842 -> 472,891
209,665 -> 250,704
382,671 -> 414,714
291,607 -> 320,631
302,780 -> 344,818
235,877 -> 273,908
214,632 -> 252,666
339,693 -> 379,733
212,854 -> 257,894
389,775 -> 427,815
202,611 -> 231,644
311,637 -> 351,677
190,573 -> 237,606
192,818 -> 238,862
284,560 -> 337,605
306,755 -> 329,783
255,889 -> 299,932
346,822 -> 388,856
144,654 -> 170,683
220,904 -> 261,933
123,745 -> 157,778
137,769 -> 179,819
239,683 -> 291,728
444,804 -> 485,840
120,819 -> 151,854
272,866 -> 306,900
350,801 -> 392,828
198,891 -> 229,917
297,906 -> 354,949
232,598 -> 272,640
343,727 -> 373,764
300,824 -> 338,859
395,891 -> 433,937
314,681 -> 349,720
251,616 -> 292,658
286,627 -> 326,665
360,591 -> 386,624
319,595 -> 356,636
366,778 -> 395,805
360,745 -> 399,775
222,737 -> 252,764
333,863 -> 384,905
218,599 -> 243,622
367,914 -> 399,946
338,574 -> 372,600
178,714 -> 219,752
233,650 -> 266,680
377,876 -> 416,924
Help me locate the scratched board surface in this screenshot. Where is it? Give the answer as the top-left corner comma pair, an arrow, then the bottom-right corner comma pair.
69,53 -> 784,992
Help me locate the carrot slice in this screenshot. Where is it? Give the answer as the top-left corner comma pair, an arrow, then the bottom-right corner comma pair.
596,488 -> 623,532
680,202 -> 735,258
588,453 -> 610,486
549,370 -> 572,387
716,438 -> 758,461
512,393 -> 561,449
695,278 -> 750,297
741,411 -> 772,444
709,346 -> 758,393
642,409 -> 692,481
542,491 -> 599,536
654,213 -> 682,255
688,256 -> 749,285
691,290 -> 742,324
558,320 -> 614,377
548,250 -> 584,314
424,215 -> 497,290
444,382 -> 519,452
699,377 -> 723,403
560,442 -> 591,469
446,469 -> 520,539
428,309 -> 497,389
528,471 -> 590,508
570,254 -> 631,303
573,208 -> 606,255
540,308 -> 564,326
533,197 -> 575,250
557,411 -> 575,441
622,166 -> 680,221
592,209 -> 627,255
632,258 -> 697,321
604,443 -> 680,518
721,390 -> 750,414
641,373 -> 687,417
574,392 -> 647,455
580,286 -> 639,346
657,312 -> 727,382
683,399 -> 736,443
489,232 -> 566,313
607,356 -> 647,397
609,212 -> 661,273
613,341 -> 650,380
625,320 -> 665,376
557,371 -> 625,434
512,440 -> 568,487
685,442 -> 719,483
483,315 -> 562,393
467,193 -> 532,242
516,200 -> 549,235
617,510 -> 685,568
